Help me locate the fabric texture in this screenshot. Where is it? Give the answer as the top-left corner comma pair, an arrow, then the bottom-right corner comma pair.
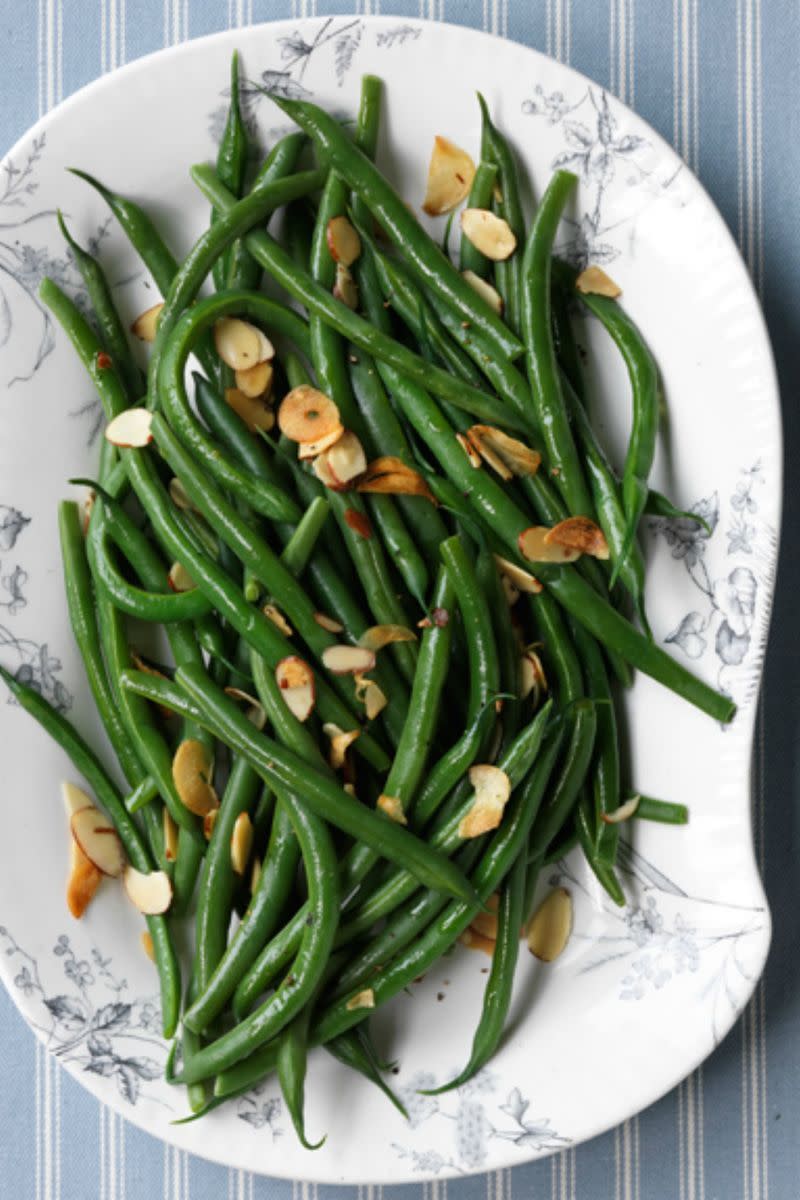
0,1 -> 793,1197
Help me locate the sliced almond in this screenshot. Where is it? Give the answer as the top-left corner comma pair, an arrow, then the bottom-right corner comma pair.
275,656 -> 315,722
462,270 -> 504,315
224,386 -> 275,433
214,317 -> 274,370
526,887 -> 572,962
131,302 -> 163,342
460,209 -> 517,261
172,739 -> 219,818
501,574 -> 520,606
80,488 -> 95,536
224,687 -> 267,731
363,679 -> 387,720
313,452 -> 340,489
333,263 -> 359,310
71,806 -> 125,877
326,215 -> 361,266
358,624 -> 417,653
168,561 -> 197,592
250,856 -> 262,894
465,429 -> 512,481
322,644 -> 376,675
345,988 -> 376,1012
356,456 -> 436,502
326,431 -> 367,488
322,722 -> 360,770
278,385 -> 341,445
576,265 -> 622,298
313,611 -> 344,634
230,812 -> 254,876
203,809 -> 218,841
518,525 -> 582,565
601,794 -> 641,825
493,554 -> 543,595
140,931 -> 155,961
458,764 -> 512,839
123,866 -> 173,915
456,431 -> 482,469
468,426 -> 542,478
62,780 -> 93,821
163,808 -> 179,863
105,408 -> 153,448
422,136 -> 476,216
66,840 -> 103,919
544,517 -> 610,561
169,477 -> 199,512
235,360 -> 274,399
263,603 -> 293,637
470,893 -> 500,940
377,793 -> 407,825
297,425 -> 346,461
459,927 -> 496,957
519,648 -> 547,704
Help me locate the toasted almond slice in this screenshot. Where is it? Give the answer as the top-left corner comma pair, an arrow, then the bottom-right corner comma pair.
71,807 -> 125,877
576,265 -> 622,298
278,385 -> 341,445
459,928 -> 496,957
322,644 -> 376,675
313,611 -> 344,634
460,209 -> 517,261
224,386 -> 275,433
172,739 -> 219,817
124,866 -> 173,915
326,431 -> 367,487
466,429 -> 512,480
105,408 -> 153,448
601,795 -> 641,825
250,856 -> 262,894
275,656 -> 315,722
377,793 -> 407,825
544,517 -> 610,561
322,722 -> 361,770
169,477 -> 199,512
235,360 -> 274,399
333,263 -> 359,310
356,456 -> 436,502
80,488 -> 95,536
456,431 -> 482,468
468,425 -> 542,478
263,603 -> 293,637
526,887 -> 572,962
345,988 -> 376,1012
224,687 -> 267,731
313,451 -> 340,489
231,812 -> 254,876
66,840 -> 103,919
462,270 -> 504,315
163,807 -> 179,863
358,624 -> 417,652
297,425 -> 346,461
214,317 -> 274,370
203,809 -> 218,841
519,647 -> 548,704
363,679 -> 387,720
326,215 -> 361,266
168,561 -> 197,592
141,931 -> 155,961
62,780 -> 93,820
493,554 -> 543,595
518,525 -> 582,564
422,136 -> 476,216
470,893 -> 500,940
458,764 -> 512,839
501,574 -> 520,606
131,302 -> 163,342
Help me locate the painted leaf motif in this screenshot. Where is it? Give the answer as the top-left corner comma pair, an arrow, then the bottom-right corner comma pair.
716,620 -> 750,666
614,134 -> 646,154
91,1001 -> 132,1033
713,567 -> 757,636
116,1064 -> 140,1104
87,1032 -> 113,1057
563,120 -> 594,149
239,1109 -> 269,1128
0,505 -> 29,551
122,1056 -> 161,1081
500,1086 -> 529,1124
44,994 -> 86,1030
84,1057 -> 117,1077
665,612 -> 707,659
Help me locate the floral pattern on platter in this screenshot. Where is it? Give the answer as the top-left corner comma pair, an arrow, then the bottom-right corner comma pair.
0,928 -> 169,1106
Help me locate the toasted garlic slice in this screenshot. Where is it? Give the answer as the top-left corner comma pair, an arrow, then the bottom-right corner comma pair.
468,425 -> 542,478
325,431 -> 367,488
422,136 -> 476,216
224,386 -> 275,433
313,611 -> 344,634
235,359 -> 274,399
356,456 -> 436,502
66,841 -> 103,919
163,808 -> 178,864
601,795 -> 641,825
275,656 -> 315,722
168,561 -> 197,592
518,526 -> 582,564
526,888 -> 573,962
326,216 -> 361,266
576,265 -> 621,298
278,385 -> 341,445
263,603 -> 293,637
493,554 -> 543,595
544,517 -> 610,561
172,739 -> 218,817
131,302 -> 163,342
460,208 -> 517,261
456,431 -> 482,469
458,765 -> 512,839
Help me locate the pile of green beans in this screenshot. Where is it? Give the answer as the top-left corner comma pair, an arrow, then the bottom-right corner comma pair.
0,61 -> 733,1145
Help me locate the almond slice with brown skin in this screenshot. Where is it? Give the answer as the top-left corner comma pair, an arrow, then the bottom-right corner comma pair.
363,679 -> 387,720
456,431 -> 482,468
465,429 -> 512,481
231,812 -> 254,876
519,647 -> 547,705
163,807 -> 179,863
66,840 -> 103,919
312,452 -> 342,490
358,624 -> 417,652
224,687 -> 267,731
297,425 -> 345,461
326,215 -> 361,266
500,574 -> 520,606
326,431 -> 367,488
333,263 -> 359,310
526,887 -> 573,961
601,794 -> 640,825
460,208 -> 517,260
131,302 -> 163,342
62,780 -> 93,820
493,554 -> 543,595
462,270 -> 504,315
345,988 -> 376,1012
263,603 -> 293,637
377,793 -> 407,825
576,265 -> 622,298
322,645 -> 376,675
275,656 -> 315,722
172,739 -> 219,817
224,387 -> 275,433
235,360 -> 274,399
518,525 -> 582,564
278,385 -> 341,445
214,317 -> 274,370
167,562 -> 197,592
422,136 -> 476,216
71,806 -> 125,877
544,517 -> 610,560
124,866 -> 173,915
322,722 -> 360,770
468,426 -> 542,478
356,456 -> 436,502
313,611 -> 344,634
458,765 -> 512,839
105,408 -> 153,448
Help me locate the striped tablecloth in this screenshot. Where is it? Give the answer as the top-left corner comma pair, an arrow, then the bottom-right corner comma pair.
0,2 -> 793,1197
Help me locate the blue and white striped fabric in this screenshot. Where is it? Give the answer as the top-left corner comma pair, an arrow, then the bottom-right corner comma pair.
0,1 -> 791,1196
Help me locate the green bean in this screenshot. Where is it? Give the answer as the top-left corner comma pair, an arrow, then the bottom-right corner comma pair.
412,701 -> 497,830
632,793 -> 689,824
459,160 -> 499,278
440,536 -> 499,729
91,528 -> 214,621
277,998 -> 325,1150
572,623 -> 620,867
477,94 -> 526,333
325,1027 -> 408,1118
125,776 -> 159,814
280,496 -> 330,575
551,265 -> 584,402
528,699 -> 597,855
0,665 -> 180,1036
644,488 -> 712,532
475,549 -> 521,752
212,51 -> 249,291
